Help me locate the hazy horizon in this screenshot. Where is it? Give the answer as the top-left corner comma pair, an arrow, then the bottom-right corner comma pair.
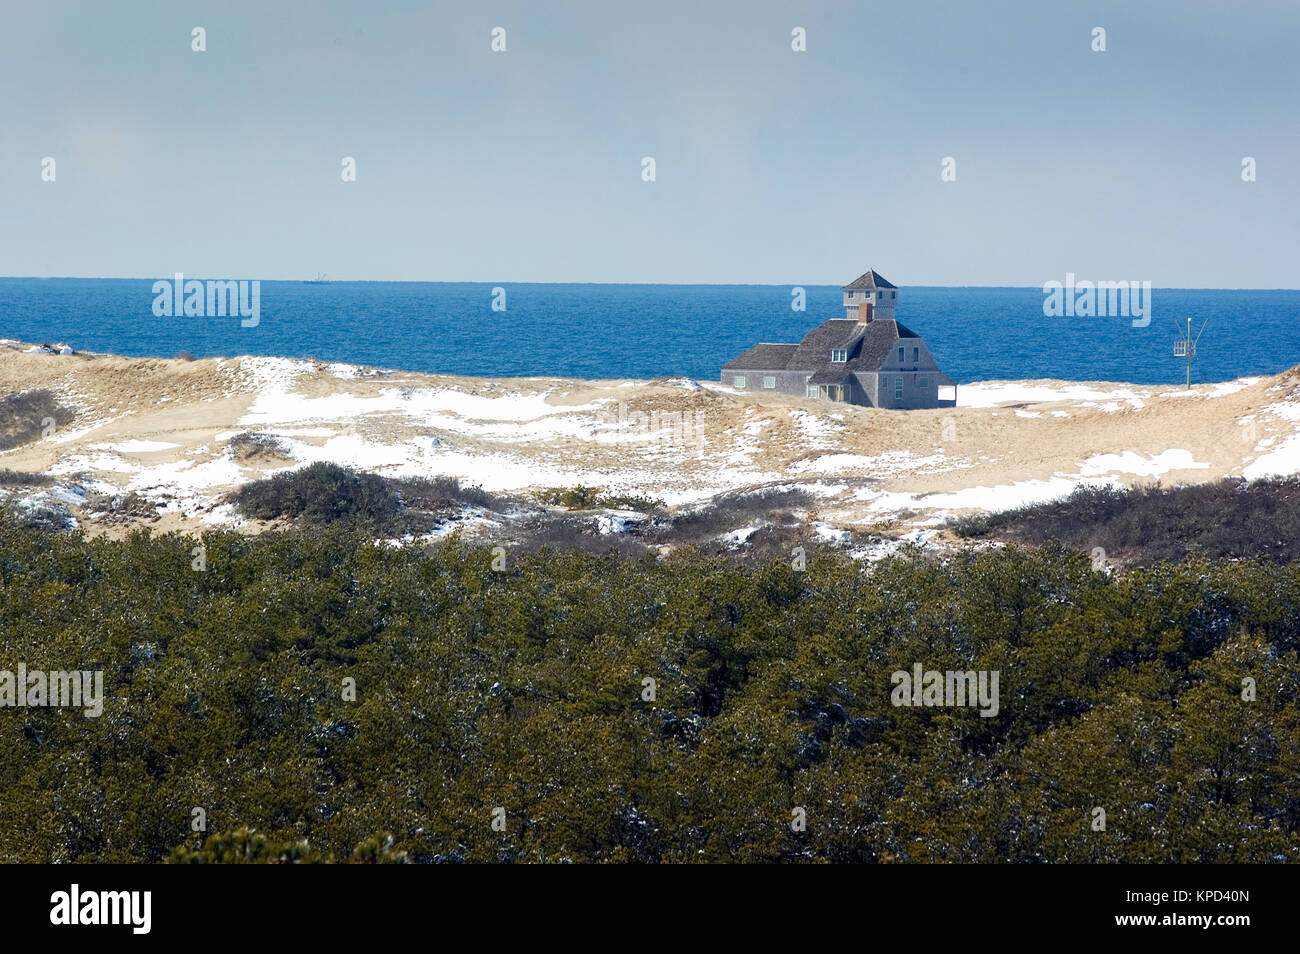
4,276 -> 1299,291
3,0 -> 1297,287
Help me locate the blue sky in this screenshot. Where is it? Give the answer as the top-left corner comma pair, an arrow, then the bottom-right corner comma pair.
2,0 -> 1297,286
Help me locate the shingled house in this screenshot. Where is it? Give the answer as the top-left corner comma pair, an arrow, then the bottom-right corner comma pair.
720,270 -> 956,409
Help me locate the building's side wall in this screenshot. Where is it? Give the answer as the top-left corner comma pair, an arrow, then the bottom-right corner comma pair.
852,372 -> 879,407
874,337 -> 943,407
843,374 -> 872,405
879,337 -> 941,375
875,369 -> 943,409
722,369 -> 812,397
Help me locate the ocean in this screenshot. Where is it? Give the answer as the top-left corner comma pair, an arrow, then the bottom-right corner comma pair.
1,278 -> 1296,385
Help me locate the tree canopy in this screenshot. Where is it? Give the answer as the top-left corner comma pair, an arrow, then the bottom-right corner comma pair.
0,519 -> 1296,862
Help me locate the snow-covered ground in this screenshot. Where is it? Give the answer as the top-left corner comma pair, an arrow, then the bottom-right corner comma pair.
3,346 -> 1297,544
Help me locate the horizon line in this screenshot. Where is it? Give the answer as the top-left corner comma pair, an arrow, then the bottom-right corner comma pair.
2,276 -> 1298,292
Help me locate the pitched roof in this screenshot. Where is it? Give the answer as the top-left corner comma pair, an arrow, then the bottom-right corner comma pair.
787,319 -> 860,368
788,318 -> 911,372
808,368 -> 851,385
844,321 -> 906,372
842,269 -> 897,290
721,342 -> 797,371
726,317 -> 921,376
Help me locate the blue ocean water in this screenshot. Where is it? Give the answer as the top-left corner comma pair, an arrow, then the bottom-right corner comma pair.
0,279 -> 1296,385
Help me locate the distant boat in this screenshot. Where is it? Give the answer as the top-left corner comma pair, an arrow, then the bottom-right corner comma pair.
304,273 -> 329,284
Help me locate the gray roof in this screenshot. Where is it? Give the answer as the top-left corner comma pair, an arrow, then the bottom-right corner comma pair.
726,317 -> 922,376
721,342 -> 797,371
808,368 -> 851,385
841,269 -> 897,290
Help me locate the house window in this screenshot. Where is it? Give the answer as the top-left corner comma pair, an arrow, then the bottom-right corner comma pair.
913,347 -> 919,362
847,291 -> 854,298
891,291 -> 896,299
762,375 -> 776,389
831,349 -> 847,362
806,383 -> 818,397
895,377 -> 904,400
732,375 -> 746,388
897,347 -> 904,362
918,375 -> 929,389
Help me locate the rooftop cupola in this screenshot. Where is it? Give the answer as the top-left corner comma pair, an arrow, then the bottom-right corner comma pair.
842,269 -> 898,320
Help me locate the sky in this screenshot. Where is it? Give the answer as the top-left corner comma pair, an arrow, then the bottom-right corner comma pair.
2,0 -> 1298,286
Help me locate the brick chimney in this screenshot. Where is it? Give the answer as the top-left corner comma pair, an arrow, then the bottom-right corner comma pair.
857,301 -> 873,324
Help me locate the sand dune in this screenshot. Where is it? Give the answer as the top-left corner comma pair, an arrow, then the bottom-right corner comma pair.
2,339 -> 1297,537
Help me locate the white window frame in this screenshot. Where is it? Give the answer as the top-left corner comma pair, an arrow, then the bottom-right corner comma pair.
918,375 -> 929,389
831,349 -> 847,362
895,377 -> 904,400
732,375 -> 746,388
762,375 -> 776,389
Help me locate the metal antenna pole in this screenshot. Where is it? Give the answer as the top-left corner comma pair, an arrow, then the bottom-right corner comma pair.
1173,315 -> 1207,388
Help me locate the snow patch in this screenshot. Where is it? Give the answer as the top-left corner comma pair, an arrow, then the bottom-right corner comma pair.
1079,449 -> 1208,477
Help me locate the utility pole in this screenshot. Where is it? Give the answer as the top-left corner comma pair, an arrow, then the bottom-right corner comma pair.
1174,316 -> 1197,389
